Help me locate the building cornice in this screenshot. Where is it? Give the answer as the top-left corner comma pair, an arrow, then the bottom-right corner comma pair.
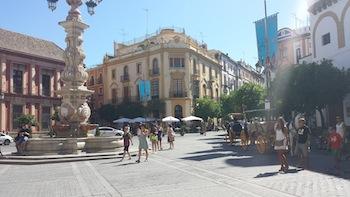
104,47 -> 221,69
0,48 -> 65,65
308,0 -> 339,15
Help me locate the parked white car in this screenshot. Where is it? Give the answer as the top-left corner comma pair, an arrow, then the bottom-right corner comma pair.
97,127 -> 124,137
0,133 -> 14,145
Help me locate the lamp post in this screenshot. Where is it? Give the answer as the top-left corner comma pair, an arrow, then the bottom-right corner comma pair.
47,0 -> 102,136
263,0 -> 272,121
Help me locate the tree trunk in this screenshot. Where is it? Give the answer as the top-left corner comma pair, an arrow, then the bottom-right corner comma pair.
317,108 -> 325,129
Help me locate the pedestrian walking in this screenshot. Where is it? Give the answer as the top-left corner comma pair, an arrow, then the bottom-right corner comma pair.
287,119 -> 297,156
295,117 -> 311,169
136,124 -> 149,163
250,118 -> 262,145
274,117 -> 289,173
167,124 -> 175,149
157,123 -> 163,150
328,127 -> 342,173
120,125 -> 133,161
150,126 -> 158,153
225,121 -> 230,142
336,116 -> 346,140
336,116 -> 348,161
230,118 -> 242,144
242,121 -> 249,147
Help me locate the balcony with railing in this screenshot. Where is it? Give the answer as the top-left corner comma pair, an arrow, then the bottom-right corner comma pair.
149,69 -> 160,77
120,75 -> 130,82
169,91 -> 187,98
42,87 -> 51,97
97,77 -> 103,84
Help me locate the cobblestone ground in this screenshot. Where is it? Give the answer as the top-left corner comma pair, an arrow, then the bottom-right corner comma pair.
0,132 -> 349,197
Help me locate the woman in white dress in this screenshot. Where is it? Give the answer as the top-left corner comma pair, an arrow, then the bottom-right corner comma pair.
274,117 -> 289,173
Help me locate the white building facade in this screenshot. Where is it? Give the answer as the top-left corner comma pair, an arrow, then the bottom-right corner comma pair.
218,52 -> 264,95
308,0 -> 350,126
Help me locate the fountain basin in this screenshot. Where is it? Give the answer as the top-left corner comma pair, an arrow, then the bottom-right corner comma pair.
24,138 -> 78,155
23,137 -> 123,156
84,137 -> 123,153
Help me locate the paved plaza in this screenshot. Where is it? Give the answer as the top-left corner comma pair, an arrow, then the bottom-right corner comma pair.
0,132 -> 349,197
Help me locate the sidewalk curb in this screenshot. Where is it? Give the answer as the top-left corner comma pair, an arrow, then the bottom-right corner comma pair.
0,149 -> 138,165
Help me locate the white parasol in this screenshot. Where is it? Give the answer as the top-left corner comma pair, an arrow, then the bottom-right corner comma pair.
162,116 -> 180,122
182,116 -> 203,122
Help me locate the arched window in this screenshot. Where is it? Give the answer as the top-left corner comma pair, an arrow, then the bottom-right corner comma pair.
152,58 -> 159,74
98,73 -> 102,84
123,65 -> 129,76
123,65 -> 129,81
174,105 -> 183,118
193,59 -> 197,74
89,76 -> 94,85
151,79 -> 159,99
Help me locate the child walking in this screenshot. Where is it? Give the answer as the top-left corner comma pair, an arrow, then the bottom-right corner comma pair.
328,127 -> 342,173
167,124 -> 175,150
136,124 -> 149,163
120,125 -> 133,161
150,126 -> 158,153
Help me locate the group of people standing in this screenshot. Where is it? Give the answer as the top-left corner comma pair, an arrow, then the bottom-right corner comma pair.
274,116 -> 347,173
14,125 -> 31,155
273,117 -> 311,172
120,122 -> 176,163
226,115 -> 347,173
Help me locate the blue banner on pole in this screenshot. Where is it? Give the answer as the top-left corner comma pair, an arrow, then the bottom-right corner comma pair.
255,13 -> 278,66
144,80 -> 151,101
138,80 -> 151,102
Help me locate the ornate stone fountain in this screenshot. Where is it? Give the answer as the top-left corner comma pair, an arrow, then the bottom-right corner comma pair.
54,0 -> 95,138
22,0 -> 123,156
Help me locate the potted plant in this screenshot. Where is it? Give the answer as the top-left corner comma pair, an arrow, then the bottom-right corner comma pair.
15,114 -> 37,133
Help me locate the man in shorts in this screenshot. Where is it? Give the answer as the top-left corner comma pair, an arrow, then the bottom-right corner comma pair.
295,118 -> 311,169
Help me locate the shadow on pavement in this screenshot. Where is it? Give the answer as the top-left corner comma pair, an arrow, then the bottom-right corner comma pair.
180,153 -> 234,161
115,162 -> 139,167
181,133 -> 350,180
254,172 -> 278,178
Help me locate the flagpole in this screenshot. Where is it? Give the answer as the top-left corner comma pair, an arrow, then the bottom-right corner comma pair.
264,0 -> 272,120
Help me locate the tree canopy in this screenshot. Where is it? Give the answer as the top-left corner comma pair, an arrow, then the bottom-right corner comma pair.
193,97 -> 221,121
220,83 -> 265,120
272,60 -> 349,125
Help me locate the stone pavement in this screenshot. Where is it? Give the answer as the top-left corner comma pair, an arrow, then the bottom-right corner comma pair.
0,132 -> 349,197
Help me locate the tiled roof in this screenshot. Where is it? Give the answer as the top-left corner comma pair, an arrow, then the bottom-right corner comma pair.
0,28 -> 64,62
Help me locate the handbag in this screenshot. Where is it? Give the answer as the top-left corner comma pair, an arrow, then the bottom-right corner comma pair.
275,139 -> 285,146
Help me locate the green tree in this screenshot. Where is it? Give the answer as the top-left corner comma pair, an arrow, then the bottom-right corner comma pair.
232,83 -> 265,112
193,97 -> 221,122
15,114 -> 37,129
97,104 -> 118,124
115,101 -> 146,118
146,99 -> 165,118
272,60 -> 348,127
220,92 -> 236,119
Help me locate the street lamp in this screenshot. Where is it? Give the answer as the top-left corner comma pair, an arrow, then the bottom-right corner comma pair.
47,0 -> 102,15
47,0 -> 59,11
255,61 -> 262,73
46,0 -> 102,136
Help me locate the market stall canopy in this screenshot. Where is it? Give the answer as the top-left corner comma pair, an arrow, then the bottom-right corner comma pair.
182,116 -> 203,122
162,116 -> 180,122
130,117 -> 146,123
145,117 -> 158,122
113,118 -> 131,123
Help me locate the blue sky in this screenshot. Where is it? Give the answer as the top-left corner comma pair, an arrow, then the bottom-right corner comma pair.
0,0 -> 308,68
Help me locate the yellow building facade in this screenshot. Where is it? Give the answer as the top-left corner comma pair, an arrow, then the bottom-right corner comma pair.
99,28 -> 222,118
